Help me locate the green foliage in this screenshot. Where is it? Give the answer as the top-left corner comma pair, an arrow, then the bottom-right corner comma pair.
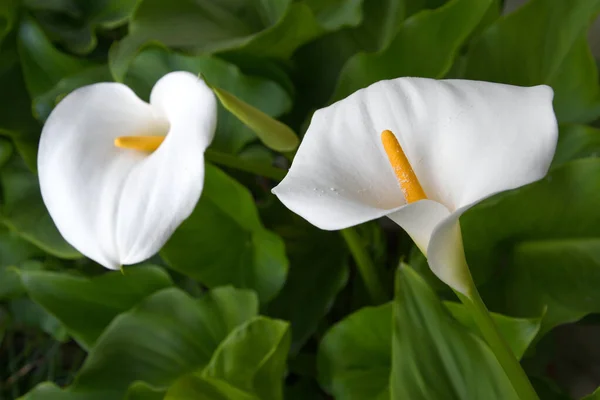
2,0 -> 600,398
317,266 -> 540,399
162,165 -> 288,303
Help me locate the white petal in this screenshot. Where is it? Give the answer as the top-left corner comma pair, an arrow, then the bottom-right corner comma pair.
38,71 -> 216,268
426,209 -> 472,295
273,94 -> 407,230
274,78 -> 557,231
116,72 -> 216,264
387,200 -> 450,254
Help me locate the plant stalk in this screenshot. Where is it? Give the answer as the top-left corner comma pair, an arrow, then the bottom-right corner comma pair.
341,228 -> 388,304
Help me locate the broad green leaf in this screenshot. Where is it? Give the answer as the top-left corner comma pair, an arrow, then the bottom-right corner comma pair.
0,0 -> 18,46
0,40 -> 40,167
584,387 -> 600,399
267,224 -> 348,353
212,86 -> 298,152
0,156 -> 80,258
125,382 -> 165,400
108,0 -> 287,81
109,0 -> 363,82
332,0 -> 491,100
318,292 -> 537,399
17,16 -> 93,101
126,48 -> 292,153
292,0 -> 405,122
443,302 -> 541,360
0,260 -> 43,300
19,266 -> 173,349
392,266 -> 517,399
465,0 -> 600,123
553,125 -> 600,166
24,0 -> 138,54
318,303 -> 392,400
63,287 -> 258,398
304,0 -> 363,31
162,165 -> 288,303
462,159 -> 600,334
9,298 -> 69,341
167,317 -> 290,400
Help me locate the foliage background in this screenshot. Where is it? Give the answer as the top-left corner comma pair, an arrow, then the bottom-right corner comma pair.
1,0 -> 600,398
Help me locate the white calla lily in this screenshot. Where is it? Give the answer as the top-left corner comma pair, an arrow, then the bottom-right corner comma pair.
273,78 -> 557,295
39,71 -> 217,270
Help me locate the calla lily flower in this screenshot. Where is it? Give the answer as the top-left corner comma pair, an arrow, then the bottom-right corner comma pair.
38,71 -> 217,270
273,78 -> 557,294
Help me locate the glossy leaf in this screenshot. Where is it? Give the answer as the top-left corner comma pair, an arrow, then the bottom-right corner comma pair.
462,159 -> 600,334
17,16 -> 93,101
553,124 -> 600,166
293,0 -> 405,115
391,266 -> 517,399
19,266 -> 173,349
24,0 -> 138,54
167,316 -> 290,400
162,165 -> 288,303
443,302 -> 541,360
0,41 -> 40,167
267,222 -> 349,353
318,272 -> 538,399
0,157 -> 80,257
465,0 -> 600,123
62,287 -> 259,398
318,303 -> 392,400
332,0 -> 491,100
212,86 -> 298,152
109,0 -> 364,82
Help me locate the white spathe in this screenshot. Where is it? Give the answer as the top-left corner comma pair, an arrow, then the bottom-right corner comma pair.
38,71 -> 217,269
272,78 -> 558,294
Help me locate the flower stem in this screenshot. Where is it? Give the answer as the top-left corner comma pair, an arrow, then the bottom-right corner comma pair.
205,149 -> 286,181
456,282 -> 539,400
341,228 -> 388,304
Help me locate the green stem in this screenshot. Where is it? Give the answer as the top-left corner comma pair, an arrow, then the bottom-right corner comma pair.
456,282 -> 539,400
341,228 -> 387,304
205,149 -> 286,181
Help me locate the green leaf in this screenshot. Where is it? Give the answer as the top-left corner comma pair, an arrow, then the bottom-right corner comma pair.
443,302 -> 541,360
108,0 -> 288,81
9,298 -> 69,341
66,287 -> 258,398
464,0 -> 600,123
332,0 -> 491,100
583,386 -> 600,399
167,316 -> 290,400
553,124 -> 600,166
391,266 -> 517,399
212,86 -> 298,152
0,40 -> 40,167
162,165 -> 288,303
0,156 -> 80,258
109,0 -> 364,82
317,291 -> 537,399
0,0 -> 18,47
19,266 -> 173,350
318,303 -> 392,400
126,47 -> 292,153
0,260 -> 43,300
17,16 -> 93,101
292,0 -> 405,115
24,0 -> 138,54
267,225 -> 348,353
462,159 -> 600,334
